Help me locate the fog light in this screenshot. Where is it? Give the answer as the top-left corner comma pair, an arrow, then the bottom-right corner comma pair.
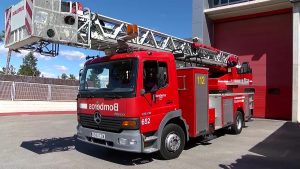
118,138 -> 128,145
129,139 -> 137,145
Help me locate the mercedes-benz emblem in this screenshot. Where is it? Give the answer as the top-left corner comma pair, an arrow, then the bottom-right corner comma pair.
94,112 -> 101,125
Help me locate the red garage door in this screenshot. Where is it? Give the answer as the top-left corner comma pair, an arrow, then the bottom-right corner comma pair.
214,10 -> 292,120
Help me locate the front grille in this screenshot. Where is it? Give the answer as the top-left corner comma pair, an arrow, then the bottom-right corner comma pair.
79,114 -> 122,132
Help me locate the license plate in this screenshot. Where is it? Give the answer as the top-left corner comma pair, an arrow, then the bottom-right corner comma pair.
91,132 -> 105,140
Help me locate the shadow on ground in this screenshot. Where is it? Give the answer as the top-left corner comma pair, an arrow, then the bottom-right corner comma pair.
184,129 -> 227,150
20,135 -> 154,165
219,122 -> 300,169
20,128 -> 232,165
20,123 -> 259,166
20,136 -> 76,154
75,140 -> 154,165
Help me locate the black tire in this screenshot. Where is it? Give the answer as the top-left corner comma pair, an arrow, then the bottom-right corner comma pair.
231,111 -> 243,135
158,124 -> 185,160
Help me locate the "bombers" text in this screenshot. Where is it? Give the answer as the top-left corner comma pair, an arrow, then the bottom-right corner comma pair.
88,103 -> 118,111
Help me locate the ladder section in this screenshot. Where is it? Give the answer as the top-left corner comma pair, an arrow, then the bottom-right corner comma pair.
4,0 -> 237,67
89,14 -> 192,55
89,13 -> 235,66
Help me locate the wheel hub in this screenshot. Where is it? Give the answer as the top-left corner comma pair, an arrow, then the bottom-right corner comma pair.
165,133 -> 181,152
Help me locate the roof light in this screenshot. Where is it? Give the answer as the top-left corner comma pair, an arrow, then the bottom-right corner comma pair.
127,24 -> 138,36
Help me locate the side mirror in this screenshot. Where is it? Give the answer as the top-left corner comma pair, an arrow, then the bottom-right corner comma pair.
140,89 -> 146,96
150,88 -> 158,94
79,69 -> 83,80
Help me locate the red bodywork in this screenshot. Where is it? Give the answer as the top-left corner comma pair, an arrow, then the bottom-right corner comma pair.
209,66 -> 253,91
78,50 -> 253,137
177,68 -> 209,137
177,67 -> 252,137
209,108 -> 216,126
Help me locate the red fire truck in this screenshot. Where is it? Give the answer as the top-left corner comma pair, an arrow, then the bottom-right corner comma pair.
5,0 -> 253,160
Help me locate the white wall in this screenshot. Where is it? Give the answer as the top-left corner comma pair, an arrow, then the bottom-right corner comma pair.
293,2 -> 300,123
0,101 -> 76,113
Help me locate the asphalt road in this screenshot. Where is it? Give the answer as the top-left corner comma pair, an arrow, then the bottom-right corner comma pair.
0,114 -> 299,169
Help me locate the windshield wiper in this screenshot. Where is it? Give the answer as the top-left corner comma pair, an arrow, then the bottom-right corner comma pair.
78,90 -> 95,98
104,92 -> 122,99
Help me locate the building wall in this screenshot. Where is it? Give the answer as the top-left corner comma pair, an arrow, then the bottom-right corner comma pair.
192,0 -> 213,45
213,11 -> 293,120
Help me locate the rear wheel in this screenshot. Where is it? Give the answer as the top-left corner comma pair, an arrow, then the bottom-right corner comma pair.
231,111 -> 243,134
158,124 -> 185,160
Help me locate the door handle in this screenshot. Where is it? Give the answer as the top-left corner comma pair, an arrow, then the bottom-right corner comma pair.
166,100 -> 173,104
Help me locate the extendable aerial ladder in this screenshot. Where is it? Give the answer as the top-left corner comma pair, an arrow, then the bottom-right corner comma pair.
5,0 -> 237,67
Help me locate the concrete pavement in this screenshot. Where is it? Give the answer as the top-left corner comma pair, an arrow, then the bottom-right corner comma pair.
0,114 -> 299,169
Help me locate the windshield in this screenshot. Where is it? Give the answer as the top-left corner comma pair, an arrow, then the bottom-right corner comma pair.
79,59 -> 138,98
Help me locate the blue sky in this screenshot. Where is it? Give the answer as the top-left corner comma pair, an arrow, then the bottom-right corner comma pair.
0,0 -> 192,79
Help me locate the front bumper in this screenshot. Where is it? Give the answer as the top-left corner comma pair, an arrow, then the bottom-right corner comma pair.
77,125 -> 143,153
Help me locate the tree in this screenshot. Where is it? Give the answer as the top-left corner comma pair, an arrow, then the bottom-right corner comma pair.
0,30 -> 11,75
1,66 -> 16,75
0,30 -> 4,42
69,74 -> 76,80
87,69 -> 100,87
1,30 -> 12,75
18,52 -> 41,76
5,49 -> 12,75
61,73 -> 68,79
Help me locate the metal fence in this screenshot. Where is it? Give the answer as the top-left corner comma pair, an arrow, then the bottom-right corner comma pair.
211,0 -> 254,8
0,81 -> 78,101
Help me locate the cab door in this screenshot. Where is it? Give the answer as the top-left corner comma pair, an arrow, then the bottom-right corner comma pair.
139,59 -> 177,133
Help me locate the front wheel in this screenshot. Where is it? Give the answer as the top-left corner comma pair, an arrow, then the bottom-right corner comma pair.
158,124 -> 185,160
231,111 -> 243,135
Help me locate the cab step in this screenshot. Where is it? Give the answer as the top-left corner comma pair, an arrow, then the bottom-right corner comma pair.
144,136 -> 158,142
143,147 -> 158,153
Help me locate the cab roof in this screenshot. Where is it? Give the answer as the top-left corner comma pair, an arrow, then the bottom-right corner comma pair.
85,50 -> 174,66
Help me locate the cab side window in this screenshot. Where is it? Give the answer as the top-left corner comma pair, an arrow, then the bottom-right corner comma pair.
158,62 -> 168,88
143,61 -> 158,93
143,61 -> 168,93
